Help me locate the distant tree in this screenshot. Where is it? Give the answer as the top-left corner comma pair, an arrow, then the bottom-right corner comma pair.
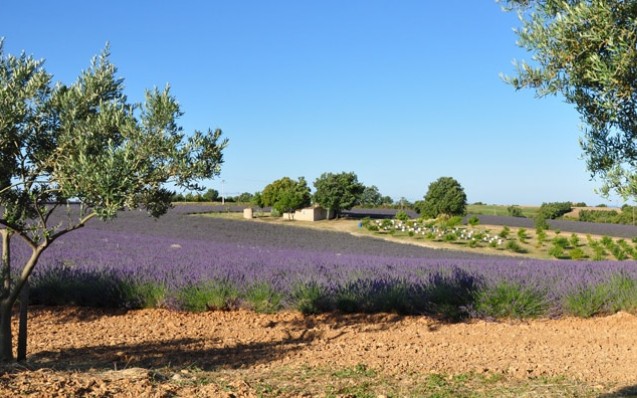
381,196 -> 394,206
260,177 -> 311,216
0,43 -> 227,362
171,193 -> 186,202
313,172 -> 365,218
202,188 -> 220,202
417,177 -> 467,218
507,206 -> 524,217
252,192 -> 265,208
414,200 -> 425,214
539,202 -> 572,220
236,192 -> 254,203
501,0 -> 637,202
397,197 -> 413,210
359,185 -> 384,207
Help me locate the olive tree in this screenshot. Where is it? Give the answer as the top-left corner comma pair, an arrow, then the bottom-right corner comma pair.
417,177 -> 467,218
0,42 -> 227,362
501,0 -> 637,201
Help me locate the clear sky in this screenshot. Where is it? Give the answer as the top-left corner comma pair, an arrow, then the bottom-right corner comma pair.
2,1 -> 617,206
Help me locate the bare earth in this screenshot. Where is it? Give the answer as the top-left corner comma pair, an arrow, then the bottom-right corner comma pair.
2,307 -> 637,396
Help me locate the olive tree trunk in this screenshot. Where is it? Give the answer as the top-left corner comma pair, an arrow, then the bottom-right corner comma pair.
0,232 -> 44,362
0,301 -> 12,361
17,281 -> 29,361
0,229 -> 12,361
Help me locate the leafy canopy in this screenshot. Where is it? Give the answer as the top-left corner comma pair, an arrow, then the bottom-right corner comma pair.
313,172 -> 365,216
1,41 -> 227,226
359,185 -> 385,207
418,177 -> 467,218
500,0 -> 637,201
260,177 -> 311,214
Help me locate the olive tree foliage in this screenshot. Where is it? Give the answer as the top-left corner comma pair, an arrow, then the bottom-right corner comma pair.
500,0 -> 637,201
0,41 -> 227,361
313,172 -> 365,217
417,177 -> 467,218
259,177 -> 311,216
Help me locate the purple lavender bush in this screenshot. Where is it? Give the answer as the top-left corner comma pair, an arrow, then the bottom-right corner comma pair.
15,207 -> 637,318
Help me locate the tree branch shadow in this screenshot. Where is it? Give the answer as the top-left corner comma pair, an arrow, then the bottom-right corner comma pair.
5,308 -> 414,375
18,330 -> 320,373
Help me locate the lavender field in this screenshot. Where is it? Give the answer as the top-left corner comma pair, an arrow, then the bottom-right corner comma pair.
13,205 -> 637,318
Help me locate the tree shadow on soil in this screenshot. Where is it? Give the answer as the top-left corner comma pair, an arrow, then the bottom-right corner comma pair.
7,309 -> 417,375
20,306 -> 130,324
20,330 -> 320,373
599,385 -> 637,397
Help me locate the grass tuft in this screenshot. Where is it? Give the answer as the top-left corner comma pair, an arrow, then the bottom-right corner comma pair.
177,280 -> 239,312
563,274 -> 637,317
476,282 -> 548,319
245,282 -> 283,313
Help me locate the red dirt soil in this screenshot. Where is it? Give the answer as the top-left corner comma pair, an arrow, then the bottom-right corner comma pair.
2,307 -> 637,396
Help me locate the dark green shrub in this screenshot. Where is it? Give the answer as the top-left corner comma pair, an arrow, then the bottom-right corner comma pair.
592,245 -> 607,261
578,209 -> 621,223
443,232 -> 457,242
539,202 -> 572,219
395,210 -> 410,222
366,224 -> 379,232
569,233 -> 580,248
548,244 -> 565,259
506,239 -> 526,253
517,228 -> 528,243
536,229 -> 547,247
507,206 -> 524,217
568,248 -> 585,260
552,236 -> 569,249
360,217 -> 372,228
380,219 -> 393,230
618,239 -> 637,259
535,215 -> 549,231
498,226 -> 510,239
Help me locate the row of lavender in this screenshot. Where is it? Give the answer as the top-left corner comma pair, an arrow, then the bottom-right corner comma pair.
10,206 -> 637,318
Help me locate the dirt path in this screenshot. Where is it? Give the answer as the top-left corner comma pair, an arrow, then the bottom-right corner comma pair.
2,307 -> 637,396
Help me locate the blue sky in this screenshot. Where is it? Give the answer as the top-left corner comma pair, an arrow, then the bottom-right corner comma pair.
2,1 -> 615,205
